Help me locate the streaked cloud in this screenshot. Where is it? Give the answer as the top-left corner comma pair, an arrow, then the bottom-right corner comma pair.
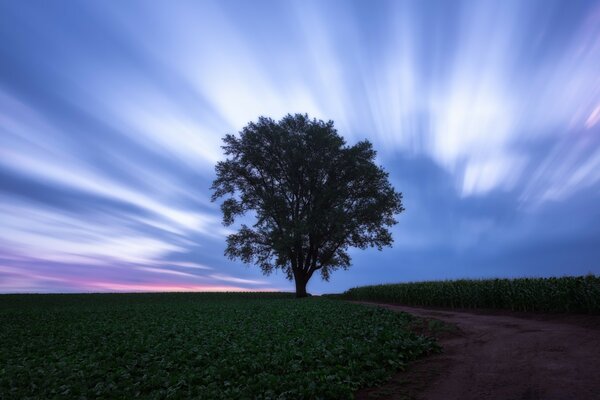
0,0 -> 599,293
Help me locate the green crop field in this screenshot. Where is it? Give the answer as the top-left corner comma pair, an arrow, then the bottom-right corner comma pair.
341,275 -> 600,313
0,293 -> 438,400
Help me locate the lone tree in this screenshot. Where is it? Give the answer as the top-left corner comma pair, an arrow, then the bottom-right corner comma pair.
211,114 -> 404,297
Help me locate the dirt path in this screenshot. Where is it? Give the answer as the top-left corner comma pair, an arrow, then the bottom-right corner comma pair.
356,302 -> 600,400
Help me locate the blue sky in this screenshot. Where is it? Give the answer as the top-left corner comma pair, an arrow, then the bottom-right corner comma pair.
1,0 -> 599,294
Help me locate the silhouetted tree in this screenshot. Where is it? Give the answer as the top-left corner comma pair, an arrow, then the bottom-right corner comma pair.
211,114 -> 404,297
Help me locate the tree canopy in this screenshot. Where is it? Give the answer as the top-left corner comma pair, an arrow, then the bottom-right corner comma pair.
211,114 -> 404,297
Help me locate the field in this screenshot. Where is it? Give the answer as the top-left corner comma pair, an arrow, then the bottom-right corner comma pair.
341,275 -> 600,313
0,293 -> 438,400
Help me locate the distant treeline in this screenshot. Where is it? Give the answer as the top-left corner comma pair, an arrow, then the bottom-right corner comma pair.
340,275 -> 600,313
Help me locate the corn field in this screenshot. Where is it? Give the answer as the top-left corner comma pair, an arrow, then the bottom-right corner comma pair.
341,275 -> 600,313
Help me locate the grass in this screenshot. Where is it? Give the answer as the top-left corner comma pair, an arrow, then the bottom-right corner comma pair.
0,292 -> 439,400
340,275 -> 600,313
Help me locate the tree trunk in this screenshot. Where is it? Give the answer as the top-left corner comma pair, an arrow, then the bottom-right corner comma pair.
294,273 -> 308,298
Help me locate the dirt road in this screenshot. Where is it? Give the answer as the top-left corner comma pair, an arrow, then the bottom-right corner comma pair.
356,303 -> 600,400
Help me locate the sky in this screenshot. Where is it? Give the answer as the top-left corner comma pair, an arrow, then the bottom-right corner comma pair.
0,0 -> 599,294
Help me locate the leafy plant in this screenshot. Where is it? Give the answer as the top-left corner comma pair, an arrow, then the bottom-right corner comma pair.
0,293 -> 438,399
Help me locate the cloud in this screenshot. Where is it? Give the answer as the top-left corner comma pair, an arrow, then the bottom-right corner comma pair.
585,104 -> 600,129
0,0 -> 599,294
209,274 -> 267,285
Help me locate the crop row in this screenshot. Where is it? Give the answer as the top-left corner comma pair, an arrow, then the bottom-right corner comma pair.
0,293 -> 438,399
341,275 -> 600,313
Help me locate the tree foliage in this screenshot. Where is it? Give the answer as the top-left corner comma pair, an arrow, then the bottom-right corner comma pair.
211,114 -> 404,296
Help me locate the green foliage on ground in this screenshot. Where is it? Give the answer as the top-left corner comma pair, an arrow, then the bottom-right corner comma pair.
0,293 -> 438,399
341,275 -> 600,313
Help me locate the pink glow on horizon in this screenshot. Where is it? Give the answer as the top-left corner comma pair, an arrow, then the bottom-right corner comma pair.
0,262 -> 282,294
76,280 -> 279,293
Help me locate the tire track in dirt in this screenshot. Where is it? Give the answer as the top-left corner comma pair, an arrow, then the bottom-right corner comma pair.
355,303 -> 600,400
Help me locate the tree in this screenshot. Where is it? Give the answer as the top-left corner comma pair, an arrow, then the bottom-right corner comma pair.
211,114 -> 404,297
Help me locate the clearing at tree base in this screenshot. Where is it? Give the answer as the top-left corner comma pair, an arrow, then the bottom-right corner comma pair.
0,292 -> 438,399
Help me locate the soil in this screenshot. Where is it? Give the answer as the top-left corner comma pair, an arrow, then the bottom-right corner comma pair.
354,302 -> 600,400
